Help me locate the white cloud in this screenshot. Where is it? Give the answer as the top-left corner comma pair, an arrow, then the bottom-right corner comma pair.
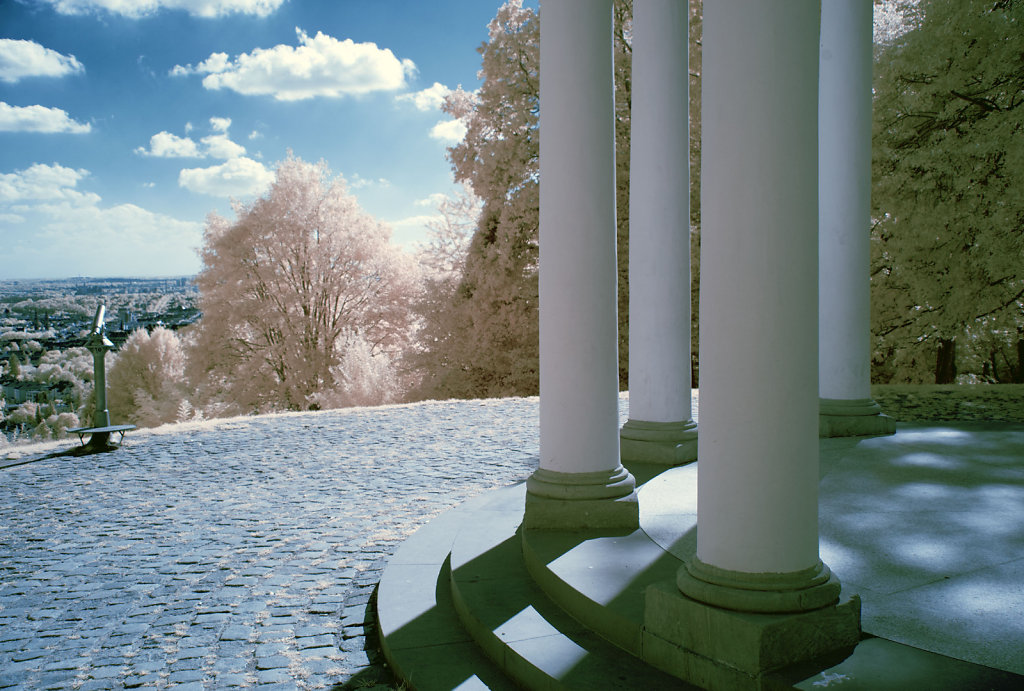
38,0 -> 284,19
179,157 -> 273,197
0,39 -> 84,83
136,131 -> 201,158
209,116 -> 231,132
387,214 -> 442,248
201,133 -> 246,160
0,163 -> 203,278
348,173 -> 391,190
0,163 -> 100,206
4,202 -> 203,278
390,214 -> 440,229
397,82 -> 450,112
415,193 -> 449,208
0,102 -> 91,134
248,129 -> 262,140
176,28 -> 416,101
429,119 -> 467,143
136,119 -> 245,159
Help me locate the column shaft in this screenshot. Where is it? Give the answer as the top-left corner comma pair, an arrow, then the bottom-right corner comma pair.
819,0 -> 872,400
696,0 -> 820,575
819,0 -> 896,437
621,0 -> 697,465
527,0 -> 637,530
643,6 -> 860,687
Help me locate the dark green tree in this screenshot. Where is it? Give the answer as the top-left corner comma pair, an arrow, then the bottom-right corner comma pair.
871,0 -> 1024,383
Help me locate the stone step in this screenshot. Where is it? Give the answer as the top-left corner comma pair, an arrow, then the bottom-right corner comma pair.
377,491 -> 519,690
520,524 -> 684,659
381,476 -> 1024,690
448,485 -> 692,690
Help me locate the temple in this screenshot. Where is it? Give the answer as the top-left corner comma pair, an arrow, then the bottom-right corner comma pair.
379,2 -> 932,689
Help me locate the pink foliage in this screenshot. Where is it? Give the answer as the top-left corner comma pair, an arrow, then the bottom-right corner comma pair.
192,154 -> 419,412
107,326 -> 190,427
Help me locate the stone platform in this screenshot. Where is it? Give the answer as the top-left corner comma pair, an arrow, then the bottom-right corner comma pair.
379,420 -> 1024,689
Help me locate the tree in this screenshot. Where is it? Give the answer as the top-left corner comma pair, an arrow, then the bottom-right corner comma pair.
428,0 -> 541,398
107,327 -> 191,427
430,0 -> 639,399
871,0 -> 1024,383
32,347 -> 93,413
409,185 -> 481,398
192,154 -> 418,413
688,0 -> 702,387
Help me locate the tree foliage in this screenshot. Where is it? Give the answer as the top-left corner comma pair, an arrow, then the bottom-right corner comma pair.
432,0 -> 542,399
422,0 -> 644,399
192,155 -> 418,412
871,0 -> 1024,382
108,327 -> 192,427
409,185 -> 482,397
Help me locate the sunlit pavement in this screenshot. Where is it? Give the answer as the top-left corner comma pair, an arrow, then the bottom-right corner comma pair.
2,397 -> 1022,689
642,420 -> 1024,678
0,399 -> 540,690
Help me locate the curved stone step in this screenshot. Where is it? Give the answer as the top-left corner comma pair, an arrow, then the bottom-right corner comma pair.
517,463 -> 694,658
520,524 -> 685,658
377,490 -> 519,691
448,485 -> 691,689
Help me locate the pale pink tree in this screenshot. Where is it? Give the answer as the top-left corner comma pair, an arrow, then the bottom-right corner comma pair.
192,154 -> 419,412
107,326 -> 191,427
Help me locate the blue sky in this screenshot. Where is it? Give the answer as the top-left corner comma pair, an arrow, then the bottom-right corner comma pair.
0,0 -> 515,279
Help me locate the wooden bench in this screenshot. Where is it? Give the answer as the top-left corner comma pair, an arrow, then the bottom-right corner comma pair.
67,424 -> 136,446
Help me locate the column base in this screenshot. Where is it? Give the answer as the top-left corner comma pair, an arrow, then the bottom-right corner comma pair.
620,419 -> 698,465
819,398 -> 896,438
524,465 -> 639,531
643,559 -> 861,690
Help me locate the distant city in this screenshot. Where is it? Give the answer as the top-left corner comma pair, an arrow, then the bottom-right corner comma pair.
1,277 -> 199,435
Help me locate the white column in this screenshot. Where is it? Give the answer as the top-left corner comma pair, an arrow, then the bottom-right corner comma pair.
693,0 -> 821,577
620,0 -> 697,465
643,5 -> 860,685
525,0 -> 637,531
665,0 -> 849,613
819,0 -> 895,437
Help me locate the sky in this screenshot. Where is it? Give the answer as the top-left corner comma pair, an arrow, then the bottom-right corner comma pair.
0,0 -> 517,280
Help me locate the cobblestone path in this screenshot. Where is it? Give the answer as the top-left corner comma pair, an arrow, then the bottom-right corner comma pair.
0,398 -> 541,690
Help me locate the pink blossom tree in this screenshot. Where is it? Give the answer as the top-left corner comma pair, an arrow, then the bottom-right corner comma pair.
192,154 -> 419,412
107,326 -> 191,427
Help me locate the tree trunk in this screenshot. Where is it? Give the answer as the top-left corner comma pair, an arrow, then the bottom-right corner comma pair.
934,337 -> 957,384
1015,332 -> 1024,384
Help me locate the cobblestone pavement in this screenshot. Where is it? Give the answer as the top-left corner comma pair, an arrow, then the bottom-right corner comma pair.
0,398 -> 542,690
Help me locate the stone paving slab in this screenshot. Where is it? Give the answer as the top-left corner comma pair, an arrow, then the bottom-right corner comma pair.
0,398 -> 545,690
